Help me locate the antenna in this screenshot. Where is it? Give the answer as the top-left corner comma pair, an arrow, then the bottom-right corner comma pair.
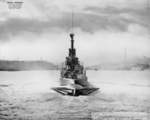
69,9 -> 76,58
70,9 -> 75,49
71,9 -> 74,33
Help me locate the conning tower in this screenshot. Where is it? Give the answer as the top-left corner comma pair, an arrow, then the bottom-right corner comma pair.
65,33 -> 79,71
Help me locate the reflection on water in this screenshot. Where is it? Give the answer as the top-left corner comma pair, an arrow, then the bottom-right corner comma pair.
0,70 -> 150,96
0,70 -> 150,120
88,70 -> 150,96
0,70 -> 60,95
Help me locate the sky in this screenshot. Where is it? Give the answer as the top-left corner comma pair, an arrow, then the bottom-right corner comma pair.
0,0 -> 150,65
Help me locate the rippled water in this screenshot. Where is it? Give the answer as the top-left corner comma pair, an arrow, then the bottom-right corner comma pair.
0,70 -> 150,120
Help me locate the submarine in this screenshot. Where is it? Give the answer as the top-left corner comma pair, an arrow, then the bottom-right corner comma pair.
52,33 -> 99,96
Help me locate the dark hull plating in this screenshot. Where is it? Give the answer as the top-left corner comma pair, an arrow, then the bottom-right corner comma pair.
52,87 -> 99,96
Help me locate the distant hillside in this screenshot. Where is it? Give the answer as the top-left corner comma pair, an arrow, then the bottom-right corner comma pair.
86,57 -> 150,71
0,60 -> 58,71
1,57 -> 150,71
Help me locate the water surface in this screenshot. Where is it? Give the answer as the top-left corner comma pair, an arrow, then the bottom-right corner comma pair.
0,70 -> 150,120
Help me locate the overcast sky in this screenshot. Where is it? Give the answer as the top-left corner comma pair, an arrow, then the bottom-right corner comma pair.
0,0 -> 150,65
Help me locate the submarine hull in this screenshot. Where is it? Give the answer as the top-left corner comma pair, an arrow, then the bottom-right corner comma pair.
52,33 -> 99,96
52,78 -> 99,96
52,87 -> 99,96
